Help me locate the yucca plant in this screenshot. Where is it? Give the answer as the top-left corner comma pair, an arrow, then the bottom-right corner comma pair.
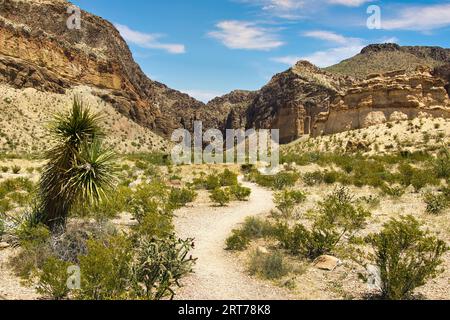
40,98 -> 117,231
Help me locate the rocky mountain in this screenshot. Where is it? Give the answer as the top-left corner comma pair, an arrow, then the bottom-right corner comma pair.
1,0 -> 449,148
325,43 -> 450,79
226,45 -> 450,143
0,0 -> 211,138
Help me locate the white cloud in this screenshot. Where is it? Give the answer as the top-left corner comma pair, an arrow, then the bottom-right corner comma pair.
208,20 -> 284,51
114,23 -> 185,54
382,4 -> 450,31
181,89 -> 223,103
239,0 -> 373,19
271,55 -> 302,65
327,0 -> 373,7
272,31 -> 365,67
303,30 -> 349,44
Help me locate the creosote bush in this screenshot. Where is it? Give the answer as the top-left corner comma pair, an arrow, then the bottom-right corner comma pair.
364,216 -> 448,300
276,187 -> 370,259
229,184 -> 251,201
248,250 -> 290,280
210,188 -> 231,207
273,190 -> 306,220
423,192 -> 449,215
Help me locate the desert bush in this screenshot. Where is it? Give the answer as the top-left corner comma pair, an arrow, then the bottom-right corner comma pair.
229,184 -> 251,201
423,192 -> 449,215
302,171 -> 324,186
12,165 -> 21,174
1,166 -> 8,173
248,250 -> 290,280
209,188 -> 231,206
323,171 -> 340,185
11,223 -> 52,279
219,169 -> 238,187
130,181 -> 171,223
204,174 -> 221,190
273,190 -> 306,220
226,229 -> 251,251
35,257 -> 71,300
433,148 -> 450,179
77,235 -> 132,300
169,187 -> 197,209
364,216 -> 448,300
250,171 -> 299,190
241,217 -> 274,239
130,235 -> 195,300
276,187 -> 370,259
381,183 -> 406,199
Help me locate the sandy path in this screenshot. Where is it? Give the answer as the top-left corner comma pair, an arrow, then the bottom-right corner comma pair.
174,180 -> 293,300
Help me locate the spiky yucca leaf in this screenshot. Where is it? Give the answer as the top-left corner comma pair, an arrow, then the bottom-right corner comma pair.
65,140 -> 117,205
40,98 -> 116,230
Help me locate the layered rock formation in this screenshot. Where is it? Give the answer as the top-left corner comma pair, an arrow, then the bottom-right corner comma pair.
0,0 -> 207,137
313,67 -> 450,136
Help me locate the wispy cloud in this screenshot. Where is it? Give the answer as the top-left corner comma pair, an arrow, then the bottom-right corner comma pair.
272,31 -> 365,67
238,0 -> 374,19
208,20 -> 284,51
114,23 -> 185,54
382,3 -> 450,31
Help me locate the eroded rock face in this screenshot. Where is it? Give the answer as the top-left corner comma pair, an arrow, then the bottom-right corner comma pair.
244,61 -> 353,143
313,68 -> 450,136
0,0 -> 207,137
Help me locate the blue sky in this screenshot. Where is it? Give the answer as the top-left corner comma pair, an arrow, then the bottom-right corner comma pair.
71,0 -> 450,102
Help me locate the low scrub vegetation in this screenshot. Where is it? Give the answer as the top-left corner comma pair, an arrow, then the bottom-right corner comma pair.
362,216 -> 448,300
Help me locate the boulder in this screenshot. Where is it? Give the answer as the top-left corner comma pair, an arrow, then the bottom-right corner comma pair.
313,255 -> 341,271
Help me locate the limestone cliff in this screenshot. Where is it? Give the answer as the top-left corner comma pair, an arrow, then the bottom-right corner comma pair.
313,68 -> 450,136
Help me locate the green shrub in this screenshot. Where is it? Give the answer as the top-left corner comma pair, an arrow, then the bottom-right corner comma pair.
323,171 -> 340,185
240,217 -> 274,239
276,223 -> 339,258
169,187 -> 197,209
250,171 -> 299,190
77,235 -> 133,300
276,187 -> 370,259
381,183 -> 406,199
36,257 -> 71,300
248,250 -> 290,280
226,229 -> 250,251
199,174 -> 219,190
11,165 -> 21,174
423,192 -> 449,215
130,181 -> 171,223
273,190 -> 306,220
210,188 -> 231,206
365,216 -> 448,300
1,166 -> 8,173
433,149 -> 450,179
302,171 -> 324,186
219,169 -> 238,187
229,184 -> 251,201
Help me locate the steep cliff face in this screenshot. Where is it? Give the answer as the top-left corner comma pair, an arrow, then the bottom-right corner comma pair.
0,0 -> 206,137
243,61 -> 353,143
313,67 -> 450,136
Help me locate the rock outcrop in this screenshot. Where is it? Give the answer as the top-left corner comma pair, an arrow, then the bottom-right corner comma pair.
0,0 -> 208,137
313,67 -> 450,136
243,61 -> 353,143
